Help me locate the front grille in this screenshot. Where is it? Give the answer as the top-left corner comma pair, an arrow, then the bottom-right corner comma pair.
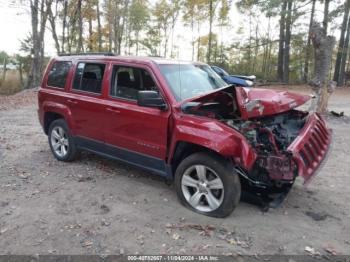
299,119 -> 330,169
288,113 -> 331,182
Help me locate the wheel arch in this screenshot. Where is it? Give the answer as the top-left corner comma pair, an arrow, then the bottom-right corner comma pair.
44,112 -> 64,135
169,141 -> 233,175
42,101 -> 75,135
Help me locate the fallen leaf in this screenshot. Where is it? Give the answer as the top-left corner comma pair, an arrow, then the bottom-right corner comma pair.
82,241 -> 93,247
304,246 -> 320,256
227,238 -> 236,245
0,228 -> 8,235
172,233 -> 180,240
324,246 -> 337,256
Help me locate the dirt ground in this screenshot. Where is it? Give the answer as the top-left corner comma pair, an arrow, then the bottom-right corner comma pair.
0,86 -> 350,256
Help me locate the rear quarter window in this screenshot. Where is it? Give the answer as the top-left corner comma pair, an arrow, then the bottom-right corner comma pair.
47,61 -> 72,88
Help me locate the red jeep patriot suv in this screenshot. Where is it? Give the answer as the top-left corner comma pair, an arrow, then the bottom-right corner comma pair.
38,54 -> 331,217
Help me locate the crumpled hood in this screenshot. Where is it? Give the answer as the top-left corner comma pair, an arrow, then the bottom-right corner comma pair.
235,87 -> 311,119
181,85 -> 311,119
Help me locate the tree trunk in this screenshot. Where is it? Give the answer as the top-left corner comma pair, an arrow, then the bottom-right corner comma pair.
333,0 -> 350,83
27,0 -> 51,89
248,13 -> 252,72
303,0 -> 316,83
191,16 -> 195,61
19,61 -> 24,87
136,31 -> 139,56
88,17 -> 93,51
253,23 -> 259,73
278,0 -> 287,82
77,0 -> 83,53
197,21 -> 201,61
309,23 -> 336,114
48,7 -> 60,54
164,27 -> 169,58
1,57 -> 7,84
61,0 -> 67,53
113,11 -> 121,54
107,0 -> 113,53
207,0 -> 213,63
323,0 -> 330,34
118,0 -> 129,55
339,17 -> 350,86
283,0 -> 292,84
97,1 -> 102,52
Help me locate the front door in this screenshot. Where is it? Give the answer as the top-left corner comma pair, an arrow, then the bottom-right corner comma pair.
104,64 -> 171,175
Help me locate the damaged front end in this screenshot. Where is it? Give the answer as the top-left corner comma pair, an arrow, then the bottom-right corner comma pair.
180,85 -> 331,208
181,85 -> 331,191
224,110 -> 308,187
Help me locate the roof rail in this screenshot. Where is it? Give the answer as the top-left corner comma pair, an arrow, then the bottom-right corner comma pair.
58,52 -> 115,57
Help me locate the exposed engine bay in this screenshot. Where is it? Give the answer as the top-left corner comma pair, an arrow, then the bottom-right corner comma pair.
182,89 -> 308,189
224,110 -> 308,186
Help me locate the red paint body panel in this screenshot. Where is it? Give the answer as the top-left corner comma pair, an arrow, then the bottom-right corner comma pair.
38,55 -> 330,183
168,112 -> 257,170
236,87 -> 311,119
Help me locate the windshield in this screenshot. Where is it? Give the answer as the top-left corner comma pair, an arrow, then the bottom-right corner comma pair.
159,64 -> 228,101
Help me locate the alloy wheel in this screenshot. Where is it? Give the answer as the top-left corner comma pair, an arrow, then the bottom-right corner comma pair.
50,126 -> 69,158
181,164 -> 224,212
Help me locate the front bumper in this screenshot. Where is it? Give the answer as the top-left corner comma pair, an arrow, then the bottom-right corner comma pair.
287,113 -> 332,184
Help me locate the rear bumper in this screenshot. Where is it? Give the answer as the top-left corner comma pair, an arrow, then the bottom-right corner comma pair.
287,113 -> 332,184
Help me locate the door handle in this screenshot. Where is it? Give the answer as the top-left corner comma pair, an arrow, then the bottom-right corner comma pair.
67,99 -> 78,105
106,107 -> 121,114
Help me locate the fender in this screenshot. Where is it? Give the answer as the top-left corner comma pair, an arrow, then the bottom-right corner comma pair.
42,100 -> 76,136
168,114 -> 257,170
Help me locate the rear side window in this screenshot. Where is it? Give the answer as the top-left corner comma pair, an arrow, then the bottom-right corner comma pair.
73,63 -> 106,94
47,61 -> 71,88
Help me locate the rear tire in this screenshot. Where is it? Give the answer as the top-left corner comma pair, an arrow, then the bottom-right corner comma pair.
174,152 -> 241,218
48,119 -> 77,162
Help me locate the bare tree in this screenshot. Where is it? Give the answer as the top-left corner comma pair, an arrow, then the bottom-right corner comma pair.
303,0 -> 316,83
323,0 -> 330,34
1,57 -> 7,85
61,0 -> 68,53
97,1 -> 102,52
339,17 -> 350,86
26,0 -> 52,89
333,0 -> 350,85
48,0 -> 61,54
207,0 -> 214,63
283,0 -> 292,84
309,23 -> 336,113
77,0 -> 83,52
277,0 -> 287,82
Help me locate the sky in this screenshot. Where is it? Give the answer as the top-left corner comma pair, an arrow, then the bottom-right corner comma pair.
0,0 -> 343,59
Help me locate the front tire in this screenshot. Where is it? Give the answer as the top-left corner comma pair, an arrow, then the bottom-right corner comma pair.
174,152 -> 241,218
48,119 -> 77,162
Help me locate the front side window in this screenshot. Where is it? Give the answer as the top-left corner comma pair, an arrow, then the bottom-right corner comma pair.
110,66 -> 158,100
73,62 -> 106,94
159,64 -> 227,101
47,61 -> 71,88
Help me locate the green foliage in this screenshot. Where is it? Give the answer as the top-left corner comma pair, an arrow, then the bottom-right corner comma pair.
129,0 -> 149,33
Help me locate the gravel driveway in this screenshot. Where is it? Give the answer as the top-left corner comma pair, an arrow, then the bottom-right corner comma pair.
0,88 -> 350,256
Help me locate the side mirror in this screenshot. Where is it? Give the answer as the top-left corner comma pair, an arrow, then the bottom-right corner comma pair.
137,91 -> 167,111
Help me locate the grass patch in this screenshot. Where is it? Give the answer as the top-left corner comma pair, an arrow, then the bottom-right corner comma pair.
0,70 -> 24,95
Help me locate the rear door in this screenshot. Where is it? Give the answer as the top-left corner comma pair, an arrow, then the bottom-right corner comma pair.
103,63 -> 171,173
66,61 -> 108,142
